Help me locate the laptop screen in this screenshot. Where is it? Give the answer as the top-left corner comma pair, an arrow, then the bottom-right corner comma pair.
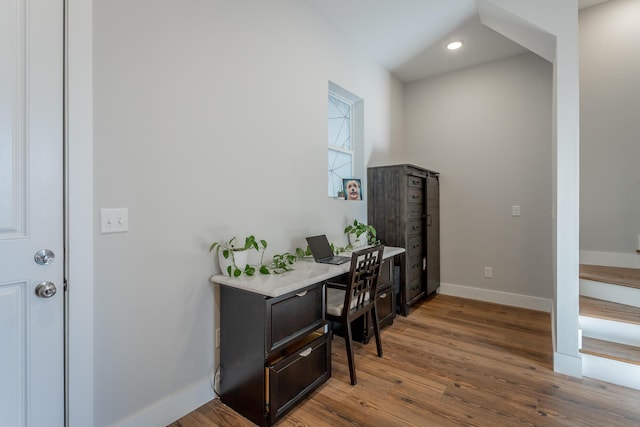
305,235 -> 334,260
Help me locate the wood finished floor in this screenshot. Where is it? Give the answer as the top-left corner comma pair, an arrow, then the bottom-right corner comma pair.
169,294 -> 640,427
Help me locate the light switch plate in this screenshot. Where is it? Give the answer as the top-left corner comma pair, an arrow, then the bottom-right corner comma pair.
512,205 -> 521,217
100,208 -> 129,234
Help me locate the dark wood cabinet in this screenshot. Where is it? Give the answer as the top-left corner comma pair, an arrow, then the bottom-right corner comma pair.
220,282 -> 331,426
367,164 -> 440,315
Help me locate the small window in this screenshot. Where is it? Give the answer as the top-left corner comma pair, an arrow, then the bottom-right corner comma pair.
328,93 -> 353,197
328,83 -> 363,198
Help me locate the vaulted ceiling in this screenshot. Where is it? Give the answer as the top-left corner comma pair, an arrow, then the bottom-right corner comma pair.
303,0 -> 608,83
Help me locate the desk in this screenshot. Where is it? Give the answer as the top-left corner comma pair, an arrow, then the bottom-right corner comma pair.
211,246 -> 405,297
211,246 -> 404,426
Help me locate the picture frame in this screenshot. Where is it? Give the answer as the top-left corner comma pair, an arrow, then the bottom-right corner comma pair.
342,178 -> 362,201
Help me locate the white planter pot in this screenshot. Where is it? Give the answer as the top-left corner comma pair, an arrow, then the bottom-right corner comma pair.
218,249 -> 249,275
349,232 -> 367,248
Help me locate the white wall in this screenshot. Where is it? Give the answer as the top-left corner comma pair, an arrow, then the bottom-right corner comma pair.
404,53 -> 553,301
580,0 -> 640,255
91,0 -> 403,425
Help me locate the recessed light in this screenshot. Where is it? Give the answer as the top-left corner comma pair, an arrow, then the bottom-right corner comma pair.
447,40 -> 463,50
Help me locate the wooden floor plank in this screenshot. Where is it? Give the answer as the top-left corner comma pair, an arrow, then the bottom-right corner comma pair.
581,336 -> 640,365
168,294 -> 640,427
580,264 -> 640,290
580,295 -> 640,325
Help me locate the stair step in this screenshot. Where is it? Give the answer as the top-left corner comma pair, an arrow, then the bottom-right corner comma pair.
580,336 -> 640,366
580,264 -> 640,290
580,295 -> 640,325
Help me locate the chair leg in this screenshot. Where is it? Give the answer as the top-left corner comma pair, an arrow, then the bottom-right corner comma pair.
371,307 -> 383,358
344,321 -> 357,385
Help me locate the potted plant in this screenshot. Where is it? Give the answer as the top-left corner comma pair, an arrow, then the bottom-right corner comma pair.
260,252 -> 299,274
344,219 -> 377,248
210,235 -> 267,277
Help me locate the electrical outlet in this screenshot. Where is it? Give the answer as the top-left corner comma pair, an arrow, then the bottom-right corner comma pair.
512,205 -> 521,217
484,267 -> 493,278
215,328 -> 221,349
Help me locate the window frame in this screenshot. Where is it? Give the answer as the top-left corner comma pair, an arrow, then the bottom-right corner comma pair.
327,82 -> 363,199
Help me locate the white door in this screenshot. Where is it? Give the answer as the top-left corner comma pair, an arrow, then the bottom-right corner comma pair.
0,0 -> 64,426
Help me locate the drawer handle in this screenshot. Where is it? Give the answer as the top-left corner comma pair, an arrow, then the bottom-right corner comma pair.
299,347 -> 312,357
295,291 -> 308,297
379,292 -> 387,299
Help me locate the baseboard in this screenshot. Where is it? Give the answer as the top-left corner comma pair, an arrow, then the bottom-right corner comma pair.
553,351 -> 583,378
580,279 -> 640,307
580,250 -> 640,268
582,354 -> 640,391
579,316 -> 640,347
113,377 -> 215,427
438,282 -> 552,312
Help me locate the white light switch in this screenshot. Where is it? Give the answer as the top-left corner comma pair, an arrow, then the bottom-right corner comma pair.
100,208 -> 129,234
512,205 -> 521,217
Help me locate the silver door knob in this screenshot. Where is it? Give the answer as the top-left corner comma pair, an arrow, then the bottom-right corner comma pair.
34,249 -> 55,265
35,281 -> 57,298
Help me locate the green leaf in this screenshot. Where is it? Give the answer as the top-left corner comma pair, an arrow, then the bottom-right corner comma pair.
233,268 -> 242,278
260,265 -> 271,274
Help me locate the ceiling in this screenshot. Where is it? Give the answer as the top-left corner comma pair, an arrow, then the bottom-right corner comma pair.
304,0 -> 608,83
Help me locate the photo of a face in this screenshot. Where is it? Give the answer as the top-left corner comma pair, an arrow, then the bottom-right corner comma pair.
343,179 -> 362,201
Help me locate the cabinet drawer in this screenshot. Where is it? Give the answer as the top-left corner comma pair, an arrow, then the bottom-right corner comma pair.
376,285 -> 395,325
407,175 -> 424,189
267,332 -> 331,424
266,283 -> 324,356
406,235 -> 424,255
406,220 -> 423,236
407,256 -> 423,280
379,259 -> 392,288
407,276 -> 423,301
407,204 -> 424,220
407,187 -> 423,204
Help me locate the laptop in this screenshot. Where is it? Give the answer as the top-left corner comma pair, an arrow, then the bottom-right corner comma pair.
306,234 -> 351,265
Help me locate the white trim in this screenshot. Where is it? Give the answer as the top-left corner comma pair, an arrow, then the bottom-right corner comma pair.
580,250 -> 640,268
553,351 -> 583,378
66,0 -> 94,425
113,378 -> 214,427
580,279 -> 640,308
438,282 -> 552,312
579,316 -> 640,347
582,354 -> 640,391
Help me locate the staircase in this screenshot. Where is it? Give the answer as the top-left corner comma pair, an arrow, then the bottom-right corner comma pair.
579,264 -> 640,390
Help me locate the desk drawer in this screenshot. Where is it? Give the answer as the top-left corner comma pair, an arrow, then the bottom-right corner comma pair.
266,283 -> 324,357
267,332 -> 331,424
377,285 -> 395,327
379,258 -> 392,288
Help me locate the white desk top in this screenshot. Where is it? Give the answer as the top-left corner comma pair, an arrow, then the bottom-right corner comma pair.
210,246 -> 405,297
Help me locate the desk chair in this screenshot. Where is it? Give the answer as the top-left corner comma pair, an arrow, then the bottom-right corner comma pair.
325,245 -> 384,385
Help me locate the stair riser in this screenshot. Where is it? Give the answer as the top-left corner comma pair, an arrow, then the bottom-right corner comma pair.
580,279 -> 640,308
582,354 -> 640,391
579,316 -> 640,346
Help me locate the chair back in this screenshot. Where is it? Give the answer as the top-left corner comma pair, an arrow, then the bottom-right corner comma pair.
343,245 -> 384,317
